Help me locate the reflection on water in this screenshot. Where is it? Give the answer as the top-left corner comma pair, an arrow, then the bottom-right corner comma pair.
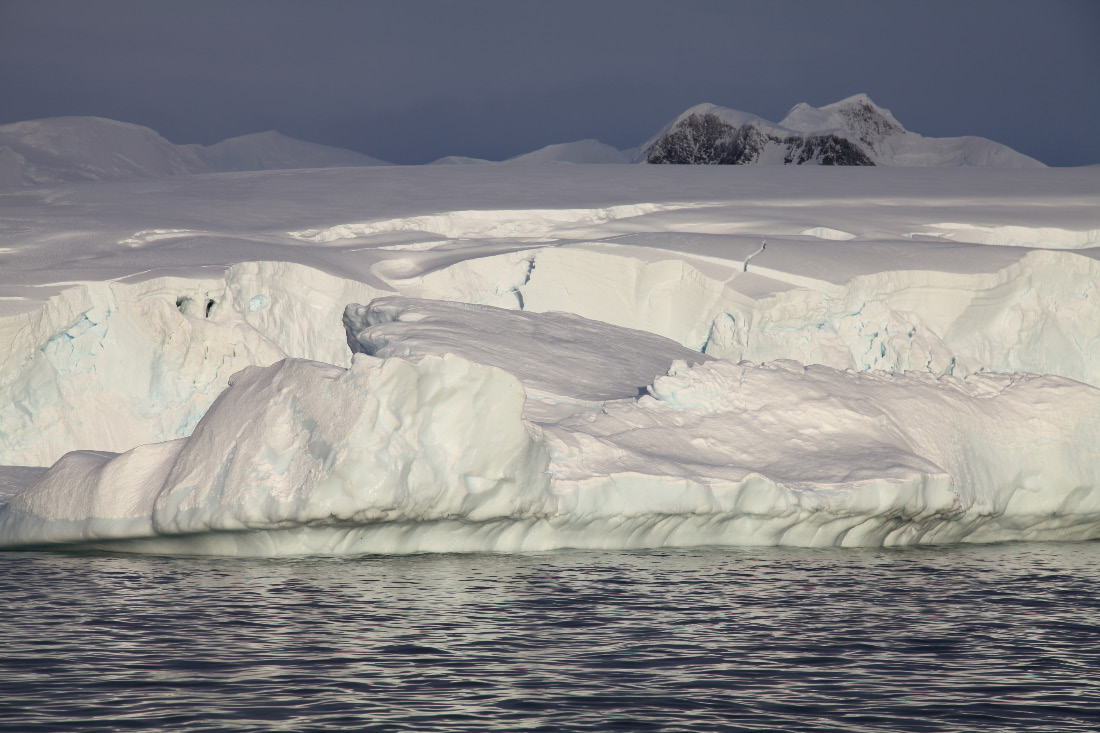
2,543 -> 1099,732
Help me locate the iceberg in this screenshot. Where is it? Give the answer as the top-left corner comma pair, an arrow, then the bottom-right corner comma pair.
2,301 -> 1097,555
1,162 -> 1098,555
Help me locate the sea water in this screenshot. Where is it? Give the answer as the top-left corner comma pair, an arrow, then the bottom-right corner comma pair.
1,543 -> 1098,732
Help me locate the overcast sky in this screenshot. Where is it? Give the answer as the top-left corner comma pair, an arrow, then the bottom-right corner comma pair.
2,0 -> 1098,165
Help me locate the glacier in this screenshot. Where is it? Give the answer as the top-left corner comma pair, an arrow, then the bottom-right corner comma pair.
1,163 -> 1098,554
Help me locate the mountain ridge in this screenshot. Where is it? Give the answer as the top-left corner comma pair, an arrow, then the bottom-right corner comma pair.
0,97 -> 1046,190
638,94 -> 1043,168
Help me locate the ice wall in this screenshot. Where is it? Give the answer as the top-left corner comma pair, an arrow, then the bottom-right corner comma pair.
6,237 -> 1097,469
0,263 -> 389,466
0,276 -> 284,466
513,243 -> 1100,386
2,325 -> 1098,554
0,354 -> 552,551
546,359 -> 1100,548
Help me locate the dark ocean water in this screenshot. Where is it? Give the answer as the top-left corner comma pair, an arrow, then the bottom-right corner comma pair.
1,543 -> 1099,732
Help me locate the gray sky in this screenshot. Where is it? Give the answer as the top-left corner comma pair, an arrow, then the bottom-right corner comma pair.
2,0 -> 1098,165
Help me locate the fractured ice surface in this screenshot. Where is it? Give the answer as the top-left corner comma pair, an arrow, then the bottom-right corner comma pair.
2,166 -> 1098,471
0,277 -> 286,467
515,238 -> 1100,386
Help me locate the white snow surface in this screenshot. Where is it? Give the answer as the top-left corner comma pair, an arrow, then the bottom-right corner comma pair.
1,163 -> 1098,553
429,140 -> 630,166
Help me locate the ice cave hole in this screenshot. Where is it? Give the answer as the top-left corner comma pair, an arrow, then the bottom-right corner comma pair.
175,296 -> 216,318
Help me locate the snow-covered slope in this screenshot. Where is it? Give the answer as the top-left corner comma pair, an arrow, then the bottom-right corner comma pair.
0,117 -> 204,188
639,94 -> 1044,167
779,95 -> 1043,168
0,164 -> 1097,553
428,155 -> 492,165
505,139 -> 631,164
0,117 -> 385,189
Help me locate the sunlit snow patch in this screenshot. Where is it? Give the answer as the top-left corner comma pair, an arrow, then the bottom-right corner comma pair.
799,227 -> 856,240
118,229 -> 201,247
918,223 -> 1100,249
287,205 -> 673,243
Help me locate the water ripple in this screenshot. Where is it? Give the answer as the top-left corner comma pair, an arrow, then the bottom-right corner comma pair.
2,543 -> 1099,731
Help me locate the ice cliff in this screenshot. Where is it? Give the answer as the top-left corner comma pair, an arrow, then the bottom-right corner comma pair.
2,300 -> 1097,554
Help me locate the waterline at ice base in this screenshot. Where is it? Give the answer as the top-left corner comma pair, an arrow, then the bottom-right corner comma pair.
1,299 -> 1097,556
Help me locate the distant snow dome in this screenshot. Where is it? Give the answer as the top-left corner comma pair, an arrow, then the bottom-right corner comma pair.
0,116 -> 387,189
638,94 -> 1044,167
